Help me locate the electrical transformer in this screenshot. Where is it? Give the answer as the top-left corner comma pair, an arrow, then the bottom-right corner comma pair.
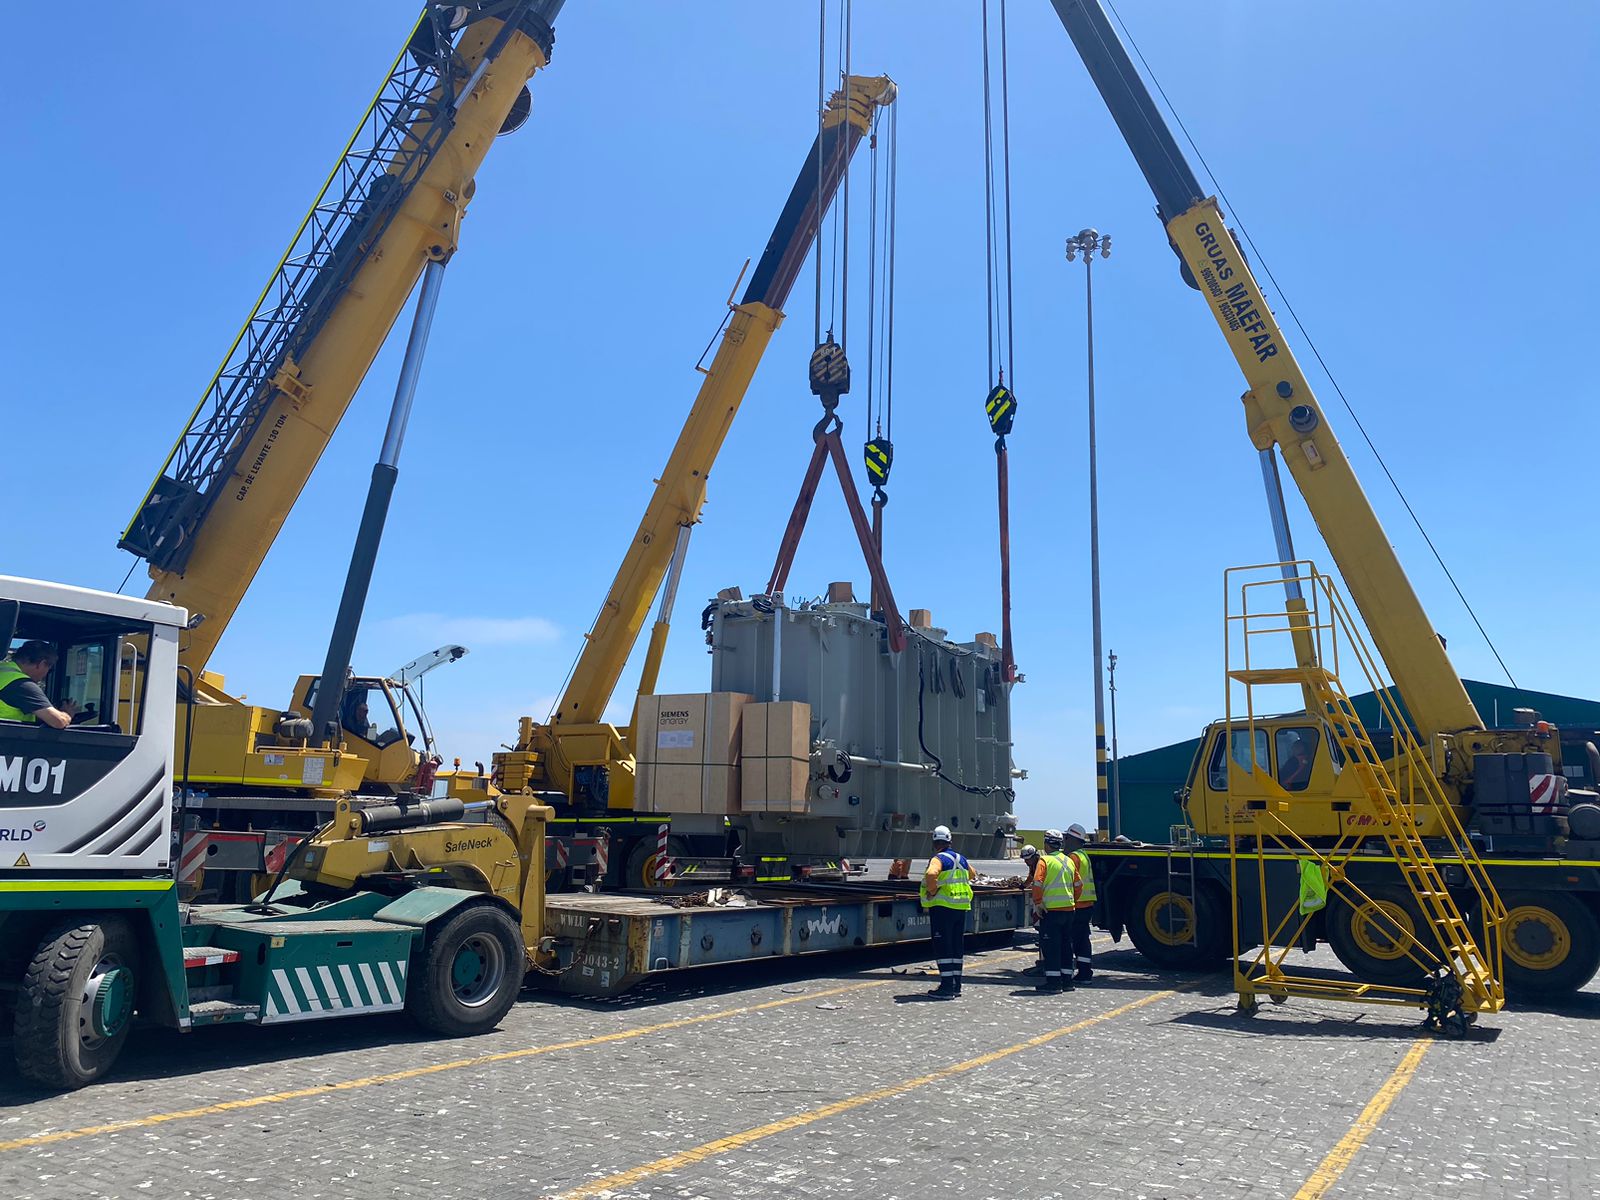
707,594 -> 1018,860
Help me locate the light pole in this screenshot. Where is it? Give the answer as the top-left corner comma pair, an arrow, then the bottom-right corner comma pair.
1066,228 -> 1112,838
1107,648 -> 1121,838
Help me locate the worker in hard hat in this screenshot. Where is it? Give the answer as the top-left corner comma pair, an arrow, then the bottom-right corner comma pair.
918,825 -> 974,999
1063,823 -> 1097,984
1029,829 -> 1078,992
1017,844 -> 1044,976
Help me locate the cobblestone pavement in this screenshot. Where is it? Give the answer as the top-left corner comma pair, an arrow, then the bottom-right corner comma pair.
1,940 -> 1596,1199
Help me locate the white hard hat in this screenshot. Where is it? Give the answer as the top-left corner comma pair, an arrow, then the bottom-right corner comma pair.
1065,823 -> 1090,841
1020,844 -> 1039,858
1043,828 -> 1064,847
932,825 -> 953,843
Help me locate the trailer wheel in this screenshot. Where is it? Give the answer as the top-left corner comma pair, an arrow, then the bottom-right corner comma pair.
1125,880 -> 1225,969
12,917 -> 139,1090
1496,891 -> 1600,998
408,905 -> 524,1038
1326,889 -> 1433,987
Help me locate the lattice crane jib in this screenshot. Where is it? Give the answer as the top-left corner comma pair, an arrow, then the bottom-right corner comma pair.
121,2 -> 561,672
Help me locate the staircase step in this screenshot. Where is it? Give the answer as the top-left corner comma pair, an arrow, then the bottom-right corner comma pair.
188,999 -> 259,1025
184,946 -> 240,969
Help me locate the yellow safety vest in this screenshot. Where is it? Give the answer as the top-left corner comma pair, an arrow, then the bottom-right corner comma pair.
1040,851 -> 1077,911
0,660 -> 38,723
1071,848 -> 1097,908
921,851 -> 973,911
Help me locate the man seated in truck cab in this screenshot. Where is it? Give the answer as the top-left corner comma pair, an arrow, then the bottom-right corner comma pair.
0,641 -> 80,729
1278,732 -> 1314,792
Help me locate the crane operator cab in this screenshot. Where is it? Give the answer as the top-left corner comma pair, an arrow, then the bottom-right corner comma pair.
1183,714 -> 1369,840
295,673 -> 430,792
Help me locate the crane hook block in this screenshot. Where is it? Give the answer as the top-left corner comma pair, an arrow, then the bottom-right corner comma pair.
985,384 -> 1017,436
864,437 -> 894,487
809,340 -> 851,406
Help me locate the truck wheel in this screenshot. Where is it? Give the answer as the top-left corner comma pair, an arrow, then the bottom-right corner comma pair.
625,835 -> 691,890
408,905 -> 524,1038
1497,891 -> 1600,998
12,917 -> 139,1090
1326,889 -> 1433,987
1126,880 -> 1225,969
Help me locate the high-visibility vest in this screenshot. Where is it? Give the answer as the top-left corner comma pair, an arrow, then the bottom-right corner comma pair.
1070,848 -> 1097,908
1040,851 -> 1077,911
1298,859 -> 1328,914
921,850 -> 973,911
0,660 -> 38,723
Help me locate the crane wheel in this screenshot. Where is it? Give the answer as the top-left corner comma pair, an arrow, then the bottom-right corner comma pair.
1325,889 -> 1435,988
13,917 -> 139,1090
626,836 -> 692,890
1496,891 -> 1600,998
1125,880 -> 1226,970
407,904 -> 524,1038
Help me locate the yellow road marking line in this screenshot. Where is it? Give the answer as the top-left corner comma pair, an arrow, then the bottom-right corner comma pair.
0,981 -> 885,1154
552,986 -> 1183,1200
1292,1038 -> 1431,1200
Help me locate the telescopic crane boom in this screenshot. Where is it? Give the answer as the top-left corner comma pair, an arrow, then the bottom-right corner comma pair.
495,75 -> 898,807
1047,0 -> 1488,757
120,2 -> 563,678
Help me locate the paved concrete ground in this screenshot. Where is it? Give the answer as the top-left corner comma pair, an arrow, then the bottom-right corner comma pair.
1,937 -> 1596,1200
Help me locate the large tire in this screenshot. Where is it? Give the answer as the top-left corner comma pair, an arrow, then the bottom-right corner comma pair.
13,917 -> 139,1090
1125,879 -> 1227,969
624,834 -> 692,890
407,904 -> 525,1038
1496,891 -> 1600,998
1326,887 -> 1434,987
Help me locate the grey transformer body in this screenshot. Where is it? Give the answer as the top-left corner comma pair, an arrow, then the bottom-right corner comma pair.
707,595 -> 1019,861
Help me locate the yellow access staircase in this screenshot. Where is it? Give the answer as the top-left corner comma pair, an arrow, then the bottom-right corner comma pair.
1224,562 -> 1505,1033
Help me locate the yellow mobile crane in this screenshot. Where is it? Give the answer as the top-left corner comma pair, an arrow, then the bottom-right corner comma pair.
114,4 -> 563,851
493,74 -> 898,885
1050,0 -> 1600,1005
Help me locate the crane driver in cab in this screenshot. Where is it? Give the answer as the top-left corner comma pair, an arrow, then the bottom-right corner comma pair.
0,641 -> 80,729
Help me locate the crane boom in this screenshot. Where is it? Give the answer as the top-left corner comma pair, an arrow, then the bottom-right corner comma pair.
553,76 -> 896,728
498,75 -> 897,802
1048,0 -> 1484,742
121,2 -> 563,675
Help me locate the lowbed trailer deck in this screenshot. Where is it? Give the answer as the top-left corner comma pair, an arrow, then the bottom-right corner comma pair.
543,881 -> 1029,997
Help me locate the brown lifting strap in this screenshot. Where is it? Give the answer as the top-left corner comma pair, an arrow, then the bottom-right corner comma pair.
766,342 -> 905,651
986,381 -> 1018,682
765,417 -> 907,654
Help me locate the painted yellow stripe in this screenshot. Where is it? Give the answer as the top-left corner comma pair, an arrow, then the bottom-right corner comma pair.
0,981 -> 884,1154
0,880 -> 174,893
1292,1038 -> 1431,1200
553,986 -> 1180,1199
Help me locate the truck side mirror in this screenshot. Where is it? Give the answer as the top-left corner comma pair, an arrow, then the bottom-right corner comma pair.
0,599 -> 17,651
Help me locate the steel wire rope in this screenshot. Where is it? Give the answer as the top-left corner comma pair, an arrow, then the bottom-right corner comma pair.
1104,0 -> 1517,687
885,100 -> 898,440
814,0 -> 826,348
866,105 -> 881,437
980,0 -> 999,384
999,0 -> 1017,387
839,0 -> 851,354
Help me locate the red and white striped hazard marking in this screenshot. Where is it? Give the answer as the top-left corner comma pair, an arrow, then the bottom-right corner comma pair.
177,832 -> 212,886
554,839 -> 570,871
653,823 -> 674,882
591,836 -> 610,879
264,835 -> 304,876
1529,773 -> 1567,814
183,946 -> 241,969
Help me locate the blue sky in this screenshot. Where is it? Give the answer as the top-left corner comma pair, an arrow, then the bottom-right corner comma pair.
6,3 -> 1596,831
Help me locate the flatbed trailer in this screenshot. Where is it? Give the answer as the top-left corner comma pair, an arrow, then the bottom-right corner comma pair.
1087,842 -> 1600,997
542,882 -> 1029,998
